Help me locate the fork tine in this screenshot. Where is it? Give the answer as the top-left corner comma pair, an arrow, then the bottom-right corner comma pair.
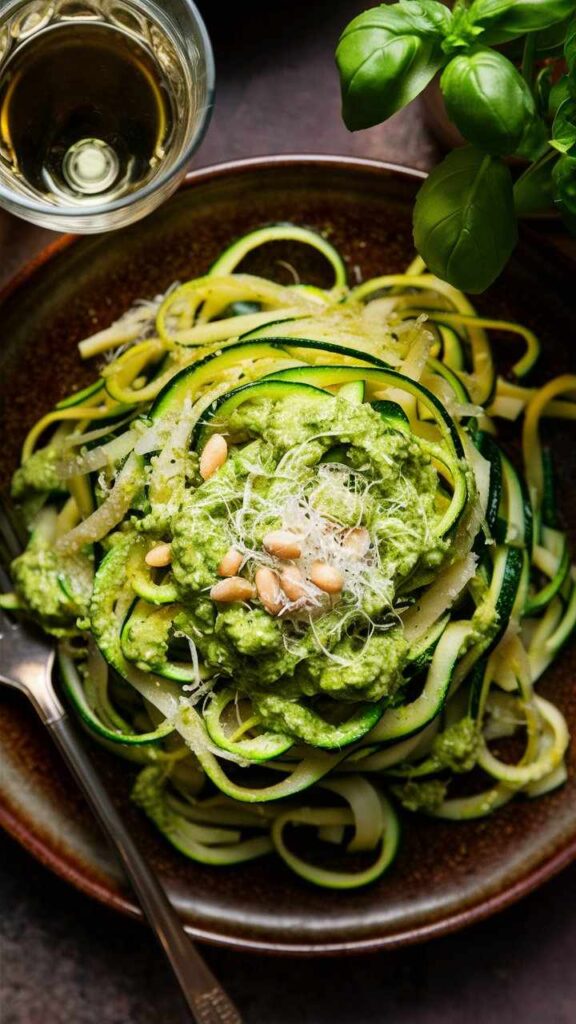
0,494 -> 24,561
0,602 -> 14,637
0,527 -> 17,631
0,538 -> 15,587
0,496 -> 23,606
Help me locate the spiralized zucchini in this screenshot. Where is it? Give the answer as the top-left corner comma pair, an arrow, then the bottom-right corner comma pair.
3,223 -> 574,890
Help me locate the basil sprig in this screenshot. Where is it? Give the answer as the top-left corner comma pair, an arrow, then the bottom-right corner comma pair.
336,2 -> 576,292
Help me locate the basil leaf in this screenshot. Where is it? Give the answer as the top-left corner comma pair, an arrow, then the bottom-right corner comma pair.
535,66 -> 553,117
441,49 -> 535,156
566,17 -> 576,76
553,154 -> 576,231
413,147 -> 517,292
534,17 -> 574,57
514,116 -> 549,162
551,100 -> 576,155
514,152 -> 557,216
336,1 -> 452,130
467,0 -> 575,45
549,76 -> 572,118
551,76 -> 576,156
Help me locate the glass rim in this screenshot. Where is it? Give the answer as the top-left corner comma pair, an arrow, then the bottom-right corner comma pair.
0,0 -> 215,221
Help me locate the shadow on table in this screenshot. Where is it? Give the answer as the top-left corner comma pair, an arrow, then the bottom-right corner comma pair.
201,0 -> 365,61
1,832 -> 574,1024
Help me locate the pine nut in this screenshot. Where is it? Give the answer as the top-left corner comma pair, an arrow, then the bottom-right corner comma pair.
210,577 -> 255,603
263,529 -> 302,559
200,434 -> 228,480
255,567 -> 283,615
343,527 -> 370,558
310,561 -> 345,594
218,547 -> 243,577
280,565 -> 307,602
145,542 -> 172,568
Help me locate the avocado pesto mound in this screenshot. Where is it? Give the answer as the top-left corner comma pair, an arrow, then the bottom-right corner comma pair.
4,223 -> 573,891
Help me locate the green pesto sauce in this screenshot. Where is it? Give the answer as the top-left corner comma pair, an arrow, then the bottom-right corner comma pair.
12,391 -> 454,744
9,445 -> 91,633
121,602 -> 174,672
11,446 -> 64,500
392,778 -> 448,813
165,393 -> 447,733
432,716 -> 480,773
11,445 -> 67,528
12,535 -> 92,634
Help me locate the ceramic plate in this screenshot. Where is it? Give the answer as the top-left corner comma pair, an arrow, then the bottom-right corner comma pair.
0,156 -> 574,954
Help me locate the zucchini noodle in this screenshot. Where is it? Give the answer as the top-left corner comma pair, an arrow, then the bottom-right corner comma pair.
3,223 -> 573,889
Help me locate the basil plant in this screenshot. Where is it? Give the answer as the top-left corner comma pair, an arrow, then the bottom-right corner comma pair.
336,0 -> 576,292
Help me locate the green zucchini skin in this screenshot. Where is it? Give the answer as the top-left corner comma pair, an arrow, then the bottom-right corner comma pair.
338,379 -> 366,403
58,650 -> 174,746
526,531 -> 571,617
368,620 -> 474,745
473,432 -> 502,539
407,614 -> 450,674
365,543 -> 524,748
196,377 -> 333,448
439,324 -> 465,371
149,336 -> 391,422
208,223 -> 348,288
371,399 -> 410,425
120,599 -> 198,684
56,379 -> 105,409
262,364 -> 466,458
204,688 -> 293,761
196,363 -> 468,540
250,694 -> 387,751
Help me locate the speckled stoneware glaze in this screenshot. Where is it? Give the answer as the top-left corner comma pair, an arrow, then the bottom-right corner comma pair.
0,157 -> 574,955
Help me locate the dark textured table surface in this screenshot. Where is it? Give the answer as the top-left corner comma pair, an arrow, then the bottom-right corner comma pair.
1,3 -> 575,1023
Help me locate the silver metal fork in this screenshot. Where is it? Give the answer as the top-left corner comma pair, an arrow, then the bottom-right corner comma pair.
0,499 -> 242,1024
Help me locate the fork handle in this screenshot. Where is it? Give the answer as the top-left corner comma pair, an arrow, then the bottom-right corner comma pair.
47,714 -> 243,1024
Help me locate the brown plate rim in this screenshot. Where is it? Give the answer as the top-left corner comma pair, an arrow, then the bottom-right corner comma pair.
0,154 -> 574,956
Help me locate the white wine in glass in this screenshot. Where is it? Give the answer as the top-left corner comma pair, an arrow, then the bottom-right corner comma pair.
0,0 -> 214,231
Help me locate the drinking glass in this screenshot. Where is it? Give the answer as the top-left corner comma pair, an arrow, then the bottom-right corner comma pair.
0,0 -> 215,232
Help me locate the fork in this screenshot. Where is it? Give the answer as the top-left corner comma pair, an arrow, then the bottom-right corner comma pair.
0,500 -> 242,1024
